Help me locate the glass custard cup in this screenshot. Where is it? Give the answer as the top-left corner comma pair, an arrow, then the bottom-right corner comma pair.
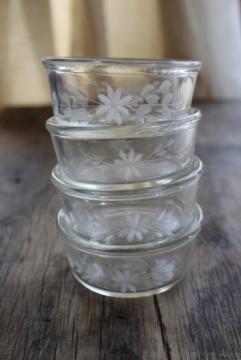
58,203 -> 203,298
43,57 -> 201,123
51,157 -> 203,249
46,109 -> 201,186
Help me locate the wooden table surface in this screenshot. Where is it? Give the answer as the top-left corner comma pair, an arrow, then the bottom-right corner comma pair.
0,103 -> 241,360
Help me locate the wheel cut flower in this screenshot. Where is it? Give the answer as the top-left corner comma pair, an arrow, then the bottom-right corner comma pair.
112,270 -> 138,292
118,213 -> 149,242
114,149 -> 143,180
96,85 -> 132,124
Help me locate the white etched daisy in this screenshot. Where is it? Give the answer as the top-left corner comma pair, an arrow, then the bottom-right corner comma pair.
96,85 -> 132,124
112,270 -> 138,292
118,213 -> 148,242
114,149 -> 142,180
153,205 -> 182,236
150,258 -> 176,282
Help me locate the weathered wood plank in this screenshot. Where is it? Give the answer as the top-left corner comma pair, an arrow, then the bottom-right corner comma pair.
0,103 -> 241,359
155,102 -> 241,359
0,108 -> 165,360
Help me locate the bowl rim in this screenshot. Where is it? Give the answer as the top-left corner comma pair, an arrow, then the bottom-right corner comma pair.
46,108 -> 201,138
51,156 -> 203,196
42,57 -> 202,74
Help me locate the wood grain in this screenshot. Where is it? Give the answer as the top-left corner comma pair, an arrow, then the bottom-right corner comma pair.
0,103 -> 240,359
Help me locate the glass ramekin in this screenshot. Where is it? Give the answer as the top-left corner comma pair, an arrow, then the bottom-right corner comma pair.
52,157 -> 203,248
58,204 -> 203,298
46,109 -> 201,185
42,57 -> 201,123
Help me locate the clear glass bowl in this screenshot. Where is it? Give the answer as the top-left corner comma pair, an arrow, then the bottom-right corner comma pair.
43,57 -> 201,123
58,204 -> 203,297
52,157 -> 203,248
46,109 -> 201,185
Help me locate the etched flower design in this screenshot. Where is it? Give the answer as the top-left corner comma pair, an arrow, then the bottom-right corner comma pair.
153,138 -> 174,157
114,149 -> 142,180
96,86 -> 132,124
178,77 -> 193,105
84,263 -> 105,283
60,87 -> 89,122
118,213 -> 149,242
157,80 -> 172,95
75,149 -> 105,167
60,84 -> 89,106
131,104 -> 152,123
153,205 -> 182,237
70,199 -> 184,246
112,270 -> 138,292
141,84 -> 160,105
163,216 -> 181,235
57,84 -> 90,120
150,258 -> 176,282
54,76 -> 195,123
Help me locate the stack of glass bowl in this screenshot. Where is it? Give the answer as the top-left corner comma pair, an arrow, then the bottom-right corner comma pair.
43,58 -> 203,298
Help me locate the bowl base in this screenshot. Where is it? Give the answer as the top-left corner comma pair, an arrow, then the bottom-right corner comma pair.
71,270 -> 184,298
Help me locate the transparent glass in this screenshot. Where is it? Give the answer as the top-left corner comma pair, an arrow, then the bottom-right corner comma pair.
43,57 -> 201,124
46,109 -> 200,185
59,204 -> 202,298
52,158 -> 203,248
